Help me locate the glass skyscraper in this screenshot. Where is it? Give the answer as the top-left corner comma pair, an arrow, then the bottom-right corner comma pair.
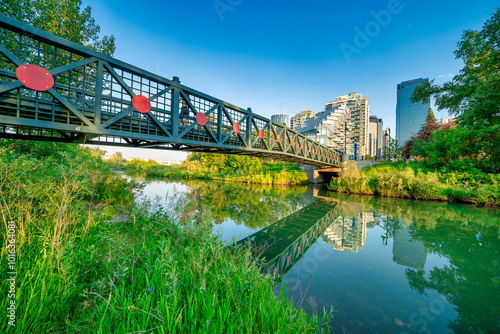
396,78 -> 430,145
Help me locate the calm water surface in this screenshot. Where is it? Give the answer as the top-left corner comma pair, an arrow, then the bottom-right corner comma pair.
133,175 -> 500,334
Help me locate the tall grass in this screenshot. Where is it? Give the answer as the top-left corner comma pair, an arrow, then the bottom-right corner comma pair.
0,141 -> 138,333
79,200 -> 331,333
0,141 -> 330,333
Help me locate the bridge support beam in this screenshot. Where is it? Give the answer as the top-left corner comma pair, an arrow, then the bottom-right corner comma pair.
300,165 -> 342,184
300,165 -> 325,184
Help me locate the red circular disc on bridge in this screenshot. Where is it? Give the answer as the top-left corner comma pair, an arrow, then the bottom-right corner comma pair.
290,139 -> 294,146
306,238 -> 309,243
276,135 -> 281,142
298,246 -> 301,253
132,95 -> 151,113
16,64 -> 54,91
272,268 -> 277,277
232,122 -> 240,134
315,150 -> 318,155
286,256 -> 290,263
300,143 -> 303,150
308,147 -> 311,152
258,129 -> 264,139
196,113 -> 207,126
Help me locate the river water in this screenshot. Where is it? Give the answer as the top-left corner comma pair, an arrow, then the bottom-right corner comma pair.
132,175 -> 500,334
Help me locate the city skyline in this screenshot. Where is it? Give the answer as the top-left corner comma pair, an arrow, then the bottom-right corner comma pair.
81,0 -> 499,160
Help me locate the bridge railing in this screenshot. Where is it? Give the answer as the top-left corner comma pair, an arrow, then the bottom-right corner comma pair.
0,14 -> 341,167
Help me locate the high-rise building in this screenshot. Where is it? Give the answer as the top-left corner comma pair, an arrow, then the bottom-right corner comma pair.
329,92 -> 370,157
382,128 -> 390,158
368,116 -> 383,159
271,114 -> 290,127
396,78 -> 430,146
295,103 -> 352,155
290,110 -> 315,130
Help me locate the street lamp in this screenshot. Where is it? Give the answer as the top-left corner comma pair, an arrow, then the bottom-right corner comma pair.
344,121 -> 347,159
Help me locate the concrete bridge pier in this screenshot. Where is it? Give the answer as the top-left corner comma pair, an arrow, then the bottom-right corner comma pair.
300,165 -> 341,184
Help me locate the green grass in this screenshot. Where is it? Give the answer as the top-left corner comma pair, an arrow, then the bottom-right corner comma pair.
76,200 -> 331,333
0,141 -> 330,333
328,161 -> 500,206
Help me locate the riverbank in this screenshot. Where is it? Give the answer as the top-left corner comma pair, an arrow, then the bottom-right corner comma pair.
328,161 -> 500,206
118,157 -> 310,186
0,141 -> 329,333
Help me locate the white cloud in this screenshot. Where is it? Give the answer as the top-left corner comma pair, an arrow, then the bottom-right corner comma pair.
438,73 -> 454,79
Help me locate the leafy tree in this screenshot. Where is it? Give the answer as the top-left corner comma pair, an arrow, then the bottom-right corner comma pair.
0,0 -> 115,56
402,108 -> 448,159
108,151 -> 124,164
401,138 -> 414,160
202,153 -> 228,171
383,137 -> 402,161
411,9 -> 500,172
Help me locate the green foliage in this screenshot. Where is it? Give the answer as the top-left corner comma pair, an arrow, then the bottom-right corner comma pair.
107,151 -> 125,165
383,137 -> 402,161
201,153 -> 227,171
410,125 -> 500,174
402,108 -> 447,159
411,9 -> 500,172
0,140 -> 139,333
329,161 -> 500,206
425,107 -> 436,124
122,154 -> 309,186
0,0 -> 115,56
364,155 -> 375,161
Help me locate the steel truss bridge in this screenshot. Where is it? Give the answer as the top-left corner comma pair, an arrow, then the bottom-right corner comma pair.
0,14 -> 341,168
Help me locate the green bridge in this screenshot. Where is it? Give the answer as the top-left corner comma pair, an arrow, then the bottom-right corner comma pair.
0,14 -> 341,168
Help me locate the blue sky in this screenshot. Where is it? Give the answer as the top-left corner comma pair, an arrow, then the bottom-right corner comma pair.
83,0 -> 499,160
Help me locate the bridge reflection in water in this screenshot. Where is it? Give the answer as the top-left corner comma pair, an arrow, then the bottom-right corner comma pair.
239,200 -> 337,281
237,196 -> 378,282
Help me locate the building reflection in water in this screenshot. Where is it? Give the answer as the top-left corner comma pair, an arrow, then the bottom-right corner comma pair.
392,225 -> 427,269
321,212 -> 376,253
320,210 -> 427,268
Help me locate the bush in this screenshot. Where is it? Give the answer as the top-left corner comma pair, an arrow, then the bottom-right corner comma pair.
328,161 -> 499,206
118,154 -> 309,186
